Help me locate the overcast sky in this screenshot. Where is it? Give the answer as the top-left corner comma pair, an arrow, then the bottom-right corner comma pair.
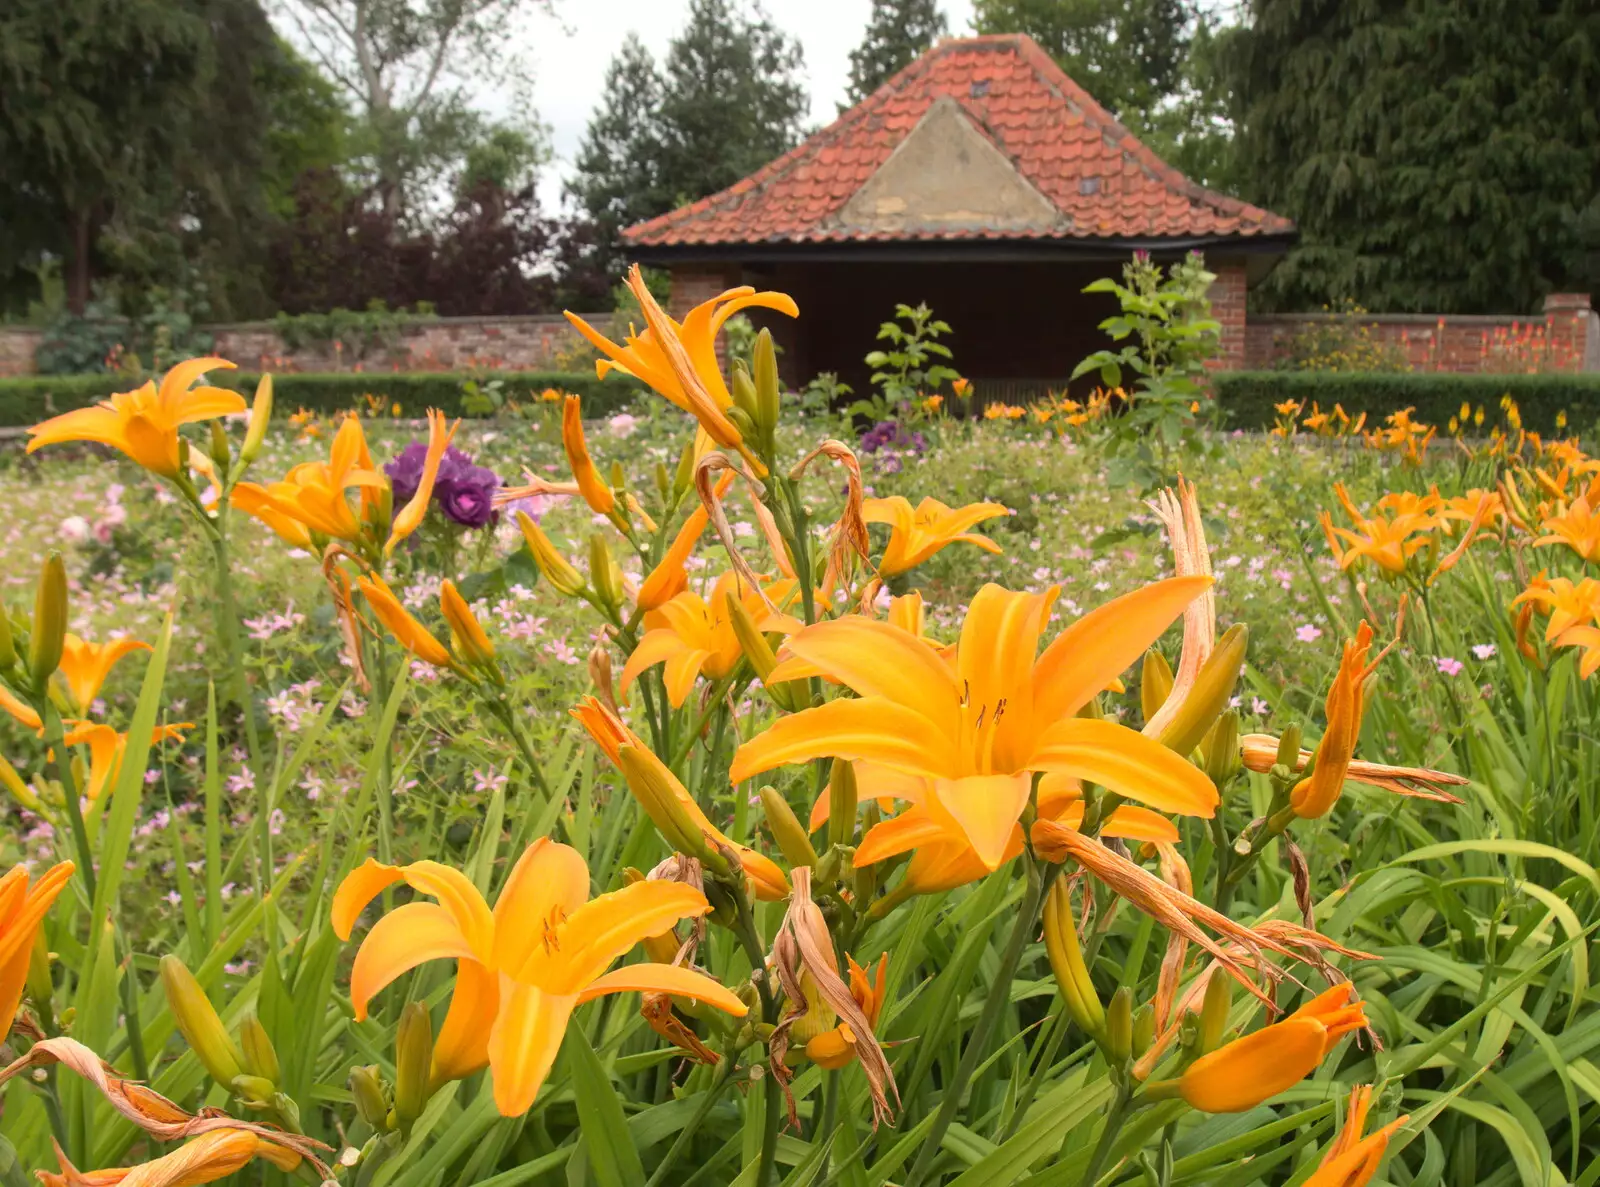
517,0 -> 978,207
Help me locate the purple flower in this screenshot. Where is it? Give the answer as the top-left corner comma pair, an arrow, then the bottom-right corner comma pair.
858,420 -> 928,455
383,441 -> 432,505
383,442 -> 502,529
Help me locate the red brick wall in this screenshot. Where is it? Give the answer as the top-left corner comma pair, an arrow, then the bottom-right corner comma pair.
668,265 -> 742,319
1208,261 -> 1249,371
1245,294 -> 1597,373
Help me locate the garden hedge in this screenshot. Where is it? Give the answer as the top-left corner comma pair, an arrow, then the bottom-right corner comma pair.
0,370 -> 643,428
1214,369 -> 1600,433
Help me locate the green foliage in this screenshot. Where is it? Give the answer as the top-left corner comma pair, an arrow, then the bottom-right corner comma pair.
1073,251 -> 1221,489
0,370 -> 642,427
568,1 -> 809,272
855,302 -> 959,423
34,299 -> 216,377
845,0 -> 948,104
1216,369 -> 1600,433
1273,300 -> 1412,373
1231,0 -> 1600,312
271,303 -> 437,363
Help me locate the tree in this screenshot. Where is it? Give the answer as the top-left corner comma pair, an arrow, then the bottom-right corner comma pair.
846,0 -> 947,105
566,2 -> 809,281
1231,0 -> 1600,313
271,0 -> 554,222
972,0 -> 1193,120
653,0 -> 810,205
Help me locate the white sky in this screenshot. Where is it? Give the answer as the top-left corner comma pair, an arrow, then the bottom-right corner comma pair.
517,1 -> 978,208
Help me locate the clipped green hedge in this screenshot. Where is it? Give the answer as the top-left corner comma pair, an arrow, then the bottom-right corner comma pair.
1215,370 -> 1600,433
0,370 -> 642,428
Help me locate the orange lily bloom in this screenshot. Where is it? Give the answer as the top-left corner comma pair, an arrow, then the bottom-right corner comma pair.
622,572 -> 793,707
1535,492 -> 1600,563
1304,1086 -> 1409,1187
64,721 -> 191,801
355,574 -> 455,670
1,861 -> 75,1035
863,496 -> 1009,577
39,1127 -> 303,1187
561,394 -> 615,515
732,579 -> 1219,872
233,411 -> 456,555
565,266 -> 797,450
1173,982 -> 1369,1112
636,472 -> 735,611
574,696 -> 788,899
56,633 -> 151,716
0,685 -> 42,732
1291,622 -> 1392,819
27,358 -> 246,478
333,838 -> 746,1116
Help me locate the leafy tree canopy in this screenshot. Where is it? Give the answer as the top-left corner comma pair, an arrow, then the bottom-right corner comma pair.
846,0 -> 948,105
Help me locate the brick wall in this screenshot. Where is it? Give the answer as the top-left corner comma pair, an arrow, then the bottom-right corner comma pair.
0,314 -> 604,378
1245,294 -> 1597,373
1208,261 -> 1249,371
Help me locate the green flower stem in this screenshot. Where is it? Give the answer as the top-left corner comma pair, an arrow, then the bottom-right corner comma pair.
1077,1080 -> 1134,1187
724,874 -> 782,1187
485,695 -> 553,801
203,511 -> 262,772
643,1060 -> 736,1187
905,857 -> 1058,1187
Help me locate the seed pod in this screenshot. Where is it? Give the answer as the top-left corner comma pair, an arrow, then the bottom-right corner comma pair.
1042,880 -> 1104,1037
827,759 -> 858,851
516,513 -> 586,596
159,955 -> 246,1090
1141,650 -> 1174,723
239,374 -> 272,466
238,1013 -> 281,1084
1159,624 -> 1248,757
760,787 -> 818,869
1106,987 -> 1134,1064
349,1065 -> 390,1130
28,553 -> 67,691
394,1002 -> 433,1134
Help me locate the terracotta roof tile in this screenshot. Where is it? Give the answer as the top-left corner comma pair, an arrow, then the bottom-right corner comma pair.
625,34 -> 1292,249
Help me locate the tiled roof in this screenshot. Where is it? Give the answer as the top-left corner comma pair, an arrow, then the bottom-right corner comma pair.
624,34 -> 1293,249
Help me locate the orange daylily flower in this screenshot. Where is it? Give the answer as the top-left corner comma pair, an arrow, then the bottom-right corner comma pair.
233,411 -> 456,555
621,572 -> 795,707
39,1127 -> 302,1187
1304,1085 -> 1409,1187
27,358 -> 246,478
636,472 -> 735,611
333,838 -> 745,1116
1535,492 -> 1600,563
732,579 -> 1219,872
561,394 -> 615,515
1290,621 -> 1395,819
565,266 -> 797,470
574,696 -> 789,899
1171,982 -> 1369,1112
63,722 -> 191,801
1,861 -> 74,1036
863,496 -> 1009,577
56,634 -> 151,716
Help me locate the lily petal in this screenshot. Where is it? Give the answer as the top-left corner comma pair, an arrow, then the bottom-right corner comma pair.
1031,717 -> 1218,818
488,978 -> 576,1116
577,962 -> 748,1015
349,903 -> 477,1021
730,696 -> 954,784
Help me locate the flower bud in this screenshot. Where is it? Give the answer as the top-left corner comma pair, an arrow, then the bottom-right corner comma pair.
827,759 -> 857,850
0,754 -> 40,812
159,955 -> 246,1090
394,1001 -> 433,1135
727,405 -> 758,442
239,374 -> 272,466
1198,970 -> 1231,1054
1159,624 -> 1248,757
588,642 -> 618,712
26,930 -> 54,1028
1202,710 -> 1241,787
588,534 -> 621,610
1106,986 -> 1134,1064
725,594 -> 806,712
654,461 -> 672,504
349,1065 -> 390,1130
209,420 -> 231,473
28,552 -> 67,692
730,362 -> 760,423
238,1013 -> 281,1084
0,603 -> 16,672
1043,880 -> 1103,1037
440,580 -> 496,668
673,440 -> 697,501
517,513 -> 585,596
752,330 -> 780,445
760,786 -> 818,869
1132,1003 -> 1155,1057
616,745 -> 726,874
1275,723 -> 1303,771
1141,650 -> 1174,723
